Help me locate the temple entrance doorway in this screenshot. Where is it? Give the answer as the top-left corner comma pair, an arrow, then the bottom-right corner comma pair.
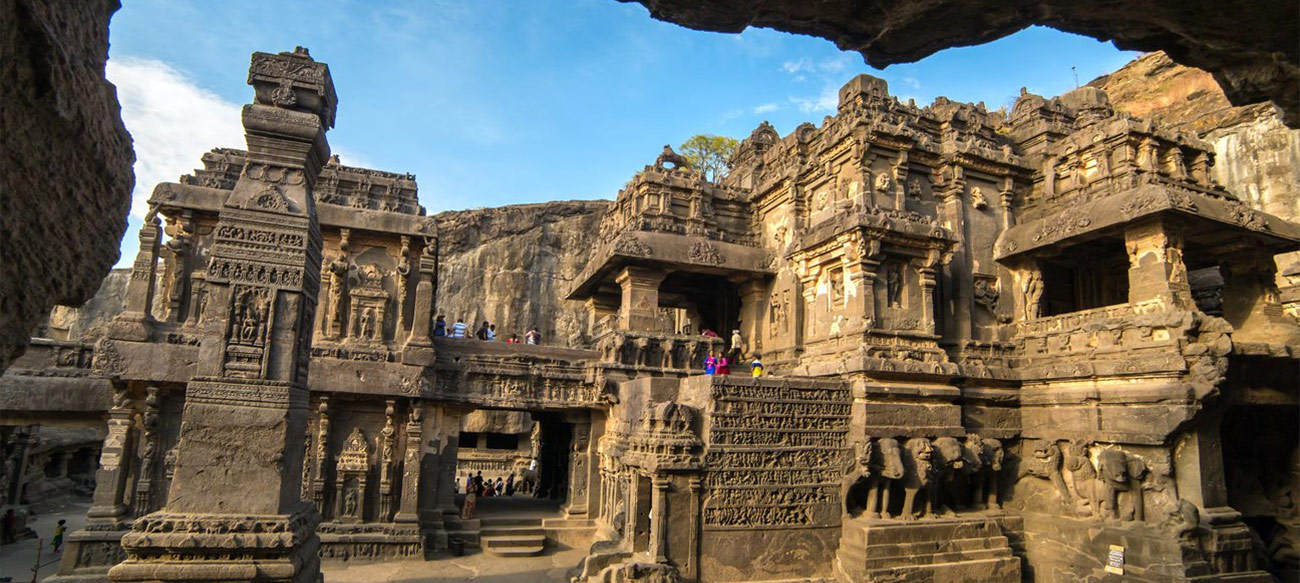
1219,355 -> 1299,581
453,409 -> 576,520
658,272 -> 741,336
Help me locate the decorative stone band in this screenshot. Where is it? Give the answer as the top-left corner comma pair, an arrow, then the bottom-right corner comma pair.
187,377 -> 309,410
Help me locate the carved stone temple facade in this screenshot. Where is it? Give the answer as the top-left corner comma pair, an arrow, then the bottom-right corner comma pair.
2,49 -> 1298,583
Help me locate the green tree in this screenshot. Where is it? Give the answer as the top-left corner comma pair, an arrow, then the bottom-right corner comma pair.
679,134 -> 739,182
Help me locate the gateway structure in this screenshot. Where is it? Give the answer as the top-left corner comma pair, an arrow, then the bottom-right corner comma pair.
2,48 -> 1298,583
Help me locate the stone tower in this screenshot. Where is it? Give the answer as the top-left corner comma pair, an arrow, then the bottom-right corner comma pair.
107,47 -> 336,583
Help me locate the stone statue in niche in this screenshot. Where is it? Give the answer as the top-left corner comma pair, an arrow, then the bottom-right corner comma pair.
1022,270 -> 1043,320
865,437 -> 904,519
973,276 -> 1000,312
344,482 -> 359,517
886,263 -> 904,307
900,437 -> 937,519
360,307 -> 376,340
970,187 -> 988,210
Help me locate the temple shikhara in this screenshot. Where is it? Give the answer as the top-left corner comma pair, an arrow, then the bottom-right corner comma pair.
2,46 -> 1298,583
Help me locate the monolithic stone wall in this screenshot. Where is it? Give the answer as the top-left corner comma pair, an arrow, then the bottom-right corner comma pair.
435,200 -> 610,345
0,0 -> 135,372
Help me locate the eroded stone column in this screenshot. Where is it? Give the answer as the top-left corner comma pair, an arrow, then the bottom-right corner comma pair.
564,414 -> 593,518
1125,219 -> 1192,308
616,266 -> 667,332
394,401 -> 423,524
649,476 -> 670,563
88,393 -> 133,522
109,47 -> 336,583
403,238 -> 437,365
109,216 -> 161,341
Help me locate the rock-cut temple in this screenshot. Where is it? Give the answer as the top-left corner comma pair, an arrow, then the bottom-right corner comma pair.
2,47 -> 1298,583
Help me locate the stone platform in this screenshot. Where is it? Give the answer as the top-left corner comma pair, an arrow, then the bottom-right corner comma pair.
834,515 -> 1022,582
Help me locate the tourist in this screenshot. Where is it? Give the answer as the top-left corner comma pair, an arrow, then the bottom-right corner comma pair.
495,477 -> 504,495
461,485 -> 477,519
524,327 -> 541,345
451,318 -> 468,338
731,329 -> 743,358
704,351 -> 717,374
701,328 -> 719,338
433,315 -> 447,337
751,354 -> 764,377
506,334 -> 521,344
465,472 -> 473,494
475,321 -> 490,340
717,353 -> 731,375
487,324 -> 497,341
505,474 -> 515,496
1,508 -> 15,544
52,519 -> 66,552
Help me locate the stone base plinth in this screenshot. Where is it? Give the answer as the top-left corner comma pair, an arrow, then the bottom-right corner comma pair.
108,510 -> 321,583
834,515 -> 1021,583
1021,510 -> 1273,583
317,521 -> 424,562
46,526 -> 129,583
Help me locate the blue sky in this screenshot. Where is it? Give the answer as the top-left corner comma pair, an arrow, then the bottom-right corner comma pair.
106,0 -> 1137,267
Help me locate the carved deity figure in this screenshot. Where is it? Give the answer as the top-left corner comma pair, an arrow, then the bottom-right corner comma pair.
900,437 -> 937,519
886,263 -> 904,307
970,187 -> 988,210
1022,269 -> 1043,320
344,486 -> 359,517
866,438 -> 904,518
360,307 -> 377,340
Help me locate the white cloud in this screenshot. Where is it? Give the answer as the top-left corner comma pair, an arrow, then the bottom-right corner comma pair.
107,57 -> 244,220
789,85 -> 839,114
752,103 -> 780,114
781,58 -> 812,75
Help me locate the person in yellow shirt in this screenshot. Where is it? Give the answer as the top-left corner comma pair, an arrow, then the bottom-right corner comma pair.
750,354 -> 764,377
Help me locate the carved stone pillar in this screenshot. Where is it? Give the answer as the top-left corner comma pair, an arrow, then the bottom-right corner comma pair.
1125,219 -> 1192,308
616,266 -> 667,332
393,402 -> 423,524
434,406 -> 466,518
109,48 -> 335,583
917,253 -> 941,335
162,213 -> 194,323
564,415 -> 593,518
379,400 -> 397,520
88,390 -> 134,523
403,237 -> 437,365
132,386 -> 161,516
312,395 -> 330,515
109,215 -> 161,341
735,278 -> 767,358
686,476 -> 702,582
649,476 -> 671,563
585,296 -> 619,337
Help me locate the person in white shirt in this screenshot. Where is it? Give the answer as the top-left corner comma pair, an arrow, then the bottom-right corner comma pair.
451,318 -> 468,338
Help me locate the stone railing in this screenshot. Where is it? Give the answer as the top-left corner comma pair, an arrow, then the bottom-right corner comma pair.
1010,300 -> 1197,378
593,330 -> 726,371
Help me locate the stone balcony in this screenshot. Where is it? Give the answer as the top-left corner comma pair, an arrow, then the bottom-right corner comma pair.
592,329 -> 725,372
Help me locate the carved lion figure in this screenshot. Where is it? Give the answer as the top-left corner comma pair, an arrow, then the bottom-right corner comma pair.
975,438 -> 1005,510
843,439 -> 875,518
867,437 -> 904,518
900,437 -> 937,519
931,436 -> 969,515
1096,448 -> 1130,521
1064,441 -> 1100,518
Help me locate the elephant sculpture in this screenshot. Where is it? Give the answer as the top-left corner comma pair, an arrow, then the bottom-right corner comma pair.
975,438 -> 1005,510
900,437 -> 937,519
931,436 -> 976,515
632,336 -> 653,367
1097,448 -> 1131,521
867,438 -> 905,518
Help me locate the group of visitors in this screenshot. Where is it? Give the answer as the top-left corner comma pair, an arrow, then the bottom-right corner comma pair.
700,328 -> 765,377
433,315 -> 541,345
459,471 -> 535,519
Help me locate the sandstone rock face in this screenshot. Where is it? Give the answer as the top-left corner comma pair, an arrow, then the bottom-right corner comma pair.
1091,52 -> 1299,223
44,269 -> 131,341
0,0 -> 135,372
435,200 -> 610,346
619,0 -> 1300,127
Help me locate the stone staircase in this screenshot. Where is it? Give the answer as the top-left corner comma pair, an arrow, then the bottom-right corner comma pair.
834,516 -> 1021,582
480,517 -> 547,557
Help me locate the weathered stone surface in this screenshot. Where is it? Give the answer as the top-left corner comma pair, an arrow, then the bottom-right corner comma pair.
618,0 -> 1300,126
1092,52 -> 1300,223
0,0 -> 134,372
435,200 -> 609,345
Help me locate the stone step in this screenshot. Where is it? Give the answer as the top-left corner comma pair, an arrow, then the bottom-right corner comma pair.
482,534 -> 547,549
840,541 -> 1013,569
481,525 -> 546,538
840,517 -> 1006,547
840,534 -> 1011,558
480,516 -> 544,527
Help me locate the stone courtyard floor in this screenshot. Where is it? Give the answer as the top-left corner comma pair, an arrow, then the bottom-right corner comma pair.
1,498 -> 585,583
0,499 -> 90,583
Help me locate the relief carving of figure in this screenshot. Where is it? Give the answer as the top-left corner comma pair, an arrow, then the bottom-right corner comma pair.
360,307 -> 377,340
900,437 -> 937,519
886,263 -> 904,307
1022,270 -> 1043,320
1064,442 -> 1100,518
1025,441 -> 1070,503
1096,448 -> 1131,521
866,438 -> 904,518
931,436 -> 978,515
344,486 -> 359,517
